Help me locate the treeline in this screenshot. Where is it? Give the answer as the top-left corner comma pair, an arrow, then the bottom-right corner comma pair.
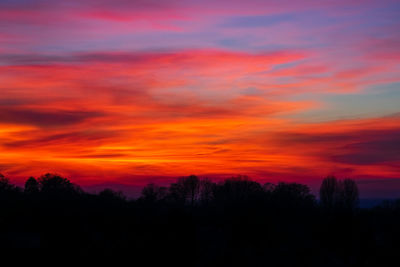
0,173 -> 400,266
139,175 -> 360,211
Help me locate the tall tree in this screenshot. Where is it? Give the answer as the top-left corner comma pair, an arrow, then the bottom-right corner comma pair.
199,178 -> 215,205
185,175 -> 200,206
319,176 -> 339,209
340,178 -> 359,211
168,175 -> 200,206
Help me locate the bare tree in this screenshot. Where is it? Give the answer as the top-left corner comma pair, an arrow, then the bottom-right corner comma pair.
184,175 -> 200,206
199,178 -> 215,204
320,176 -> 359,211
319,176 -> 339,209
141,183 -> 167,203
168,175 -> 200,206
340,178 -> 359,210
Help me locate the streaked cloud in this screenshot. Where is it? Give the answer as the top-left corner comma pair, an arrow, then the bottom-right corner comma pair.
0,0 -> 399,196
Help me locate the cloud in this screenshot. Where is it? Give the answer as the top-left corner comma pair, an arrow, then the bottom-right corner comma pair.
0,107 -> 102,128
0,0 -> 399,197
0,47 -> 398,186
331,130 -> 400,165
268,115 -> 400,178
2,130 -> 116,149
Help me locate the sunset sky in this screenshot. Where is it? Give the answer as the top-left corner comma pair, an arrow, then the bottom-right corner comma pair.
0,0 -> 399,197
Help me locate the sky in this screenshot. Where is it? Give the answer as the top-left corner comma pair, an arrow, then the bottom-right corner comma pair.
0,0 -> 399,197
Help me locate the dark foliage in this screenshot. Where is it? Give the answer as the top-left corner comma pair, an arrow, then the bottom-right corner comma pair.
0,173 -> 398,266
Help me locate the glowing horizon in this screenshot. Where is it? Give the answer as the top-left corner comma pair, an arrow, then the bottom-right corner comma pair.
0,0 -> 399,196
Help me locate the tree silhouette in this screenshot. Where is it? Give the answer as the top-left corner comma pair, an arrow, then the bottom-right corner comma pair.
0,172 -> 398,266
273,182 -> 315,200
24,177 -> 39,195
0,173 -> 20,195
272,182 -> 316,209
141,183 -> 167,203
0,173 -> 21,208
213,176 -> 264,205
319,175 -> 339,210
185,175 -> 200,206
340,178 -> 359,211
199,178 -> 215,205
99,188 -> 126,202
168,175 -> 200,206
263,182 -> 275,192
37,173 -> 82,197
0,173 -> 13,191
319,176 -> 359,211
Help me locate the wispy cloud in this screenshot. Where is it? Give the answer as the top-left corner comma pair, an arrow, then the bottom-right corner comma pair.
0,0 -> 399,197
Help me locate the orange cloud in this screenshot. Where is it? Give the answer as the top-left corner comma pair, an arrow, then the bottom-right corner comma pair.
0,49 -> 398,188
